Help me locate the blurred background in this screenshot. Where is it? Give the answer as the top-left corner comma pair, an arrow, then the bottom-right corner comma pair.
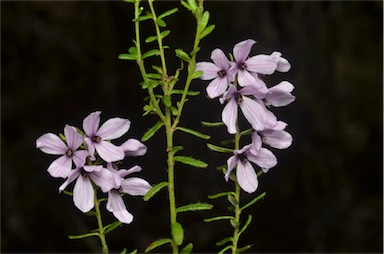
1,1 -> 382,253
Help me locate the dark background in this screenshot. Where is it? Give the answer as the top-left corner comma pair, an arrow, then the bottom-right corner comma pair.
1,1 -> 383,253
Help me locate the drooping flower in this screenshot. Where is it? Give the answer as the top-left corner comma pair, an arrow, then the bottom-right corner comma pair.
106,163 -> 151,224
252,121 -> 293,150
36,125 -> 89,178
83,111 -> 130,163
270,51 -> 291,72
220,85 -> 277,134
120,138 -> 147,157
59,165 -> 116,213
226,144 -> 277,193
229,39 -> 277,91
195,48 -> 233,98
264,81 -> 296,107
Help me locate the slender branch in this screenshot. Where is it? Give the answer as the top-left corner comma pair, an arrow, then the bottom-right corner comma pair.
94,187 -> 109,254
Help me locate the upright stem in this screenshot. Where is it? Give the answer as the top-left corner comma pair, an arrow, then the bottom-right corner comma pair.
94,187 -> 109,254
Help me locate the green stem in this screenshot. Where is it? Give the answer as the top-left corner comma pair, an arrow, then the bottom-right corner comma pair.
94,187 -> 109,254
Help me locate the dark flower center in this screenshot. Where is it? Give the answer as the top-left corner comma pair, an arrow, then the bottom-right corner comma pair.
92,136 -> 102,143
238,153 -> 248,164
217,70 -> 226,78
237,62 -> 247,71
66,149 -> 73,157
235,93 -> 243,104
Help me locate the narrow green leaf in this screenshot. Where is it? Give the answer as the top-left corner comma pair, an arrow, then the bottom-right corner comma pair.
175,49 -> 191,62
172,89 -> 199,96
128,249 -> 138,254
180,243 -> 193,254
207,143 -> 233,153
162,94 -> 172,107
227,194 -> 238,206
104,221 -> 122,235
172,222 -> 184,246
146,73 -> 162,79
145,35 -> 158,43
170,145 -> 184,155
200,24 -> 215,39
187,0 -> 197,12
128,46 -> 137,54
218,245 -> 232,254
118,53 -> 137,60
145,238 -> 172,253
176,203 -> 213,213
63,190 -> 73,196
156,18 -> 166,27
141,121 -> 164,142
176,127 -> 210,140
238,215 -> 252,237
134,13 -> 152,22
171,106 -> 178,116
216,236 -> 232,246
181,0 -> 195,13
120,248 -> 127,254
208,191 -> 235,200
160,30 -> 171,39
191,70 -> 203,79
239,128 -> 254,136
158,8 -> 178,19
237,245 -> 253,253
143,49 -> 161,59
68,232 -> 99,239
201,121 -> 224,127
59,133 -> 66,142
123,0 -> 135,3
201,11 -> 210,32
240,192 -> 266,211
204,216 -> 235,223
144,182 -> 168,201
174,156 -> 208,168
230,218 -> 238,228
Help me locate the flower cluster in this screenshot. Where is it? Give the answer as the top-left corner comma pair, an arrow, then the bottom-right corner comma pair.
196,39 -> 295,193
36,111 -> 151,224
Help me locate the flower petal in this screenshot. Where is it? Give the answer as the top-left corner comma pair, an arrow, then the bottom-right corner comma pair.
251,132 -> 262,152
72,150 -> 89,168
59,168 -> 81,192
117,165 -> 142,178
107,190 -> 133,224
233,39 -> 256,63
121,139 -> 147,157
89,168 -> 115,193
121,177 -> 151,196
83,165 -> 102,173
248,148 -> 277,173
95,141 -> 125,163
237,69 -> 258,87
97,118 -> 131,140
47,155 -> 72,178
73,175 -> 94,213
239,97 -> 265,131
222,98 -> 238,134
84,137 -> 96,161
64,125 -> 83,150
225,155 -> 238,181
105,163 -> 123,188
206,77 -> 229,99
266,81 -> 296,107
211,48 -> 230,70
271,51 -> 291,72
261,129 -> 293,149
236,160 -> 258,193
195,62 -> 220,80
36,133 -> 67,155
83,111 -> 101,137
245,54 -> 277,75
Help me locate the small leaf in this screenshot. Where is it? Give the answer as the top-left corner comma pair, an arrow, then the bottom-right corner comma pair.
207,143 -> 233,153
238,215 -> 252,237
201,11 -> 210,31
143,49 -> 161,59
134,12 -> 152,22
128,46 -> 137,54
180,243 -> 193,254
187,0 -> 197,12
172,222 -> 184,246
152,65 -> 163,73
181,0 -> 195,13
216,236 -> 232,246
123,0 -> 135,3
176,203 -> 213,213
63,190 -> 73,196
104,221 -> 122,235
156,18 -> 166,27
118,53 -> 137,60
162,95 -> 172,107
158,8 -> 178,19
240,192 -> 266,211
171,106 -> 178,116
208,191 -> 235,200
144,182 -> 168,201
141,121 -> 164,142
120,248 -> 127,254
237,245 -> 253,253
146,73 -> 162,79
174,156 -> 207,168
191,70 -> 203,79
201,121 -> 224,127
200,24 -> 215,39
68,232 -> 99,239
230,218 -> 238,228
218,245 -> 232,254
175,49 -> 191,62
176,127 -> 210,140
145,35 -> 158,43
227,193 -> 238,206
172,89 -> 199,96
160,30 -> 171,39
204,216 -> 235,223
170,145 -> 184,155
145,238 -> 172,253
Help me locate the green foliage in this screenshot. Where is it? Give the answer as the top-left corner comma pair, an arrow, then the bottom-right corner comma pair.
207,143 -> 233,153
68,232 -> 99,239
104,221 -> 122,235
175,49 -> 191,62
141,121 -> 164,142
158,8 -> 178,19
144,182 -> 169,201
176,203 -> 213,213
118,53 -> 137,60
208,191 -> 235,200
216,236 -> 232,246
201,121 -> 224,127
191,70 -> 203,79
200,24 -> 215,39
176,127 -> 210,140
143,49 -> 161,59
240,192 -> 266,211
180,243 -> 193,254
238,215 -> 252,237
172,89 -> 199,96
204,216 -> 235,223
174,156 -> 208,168
145,238 -> 172,253
171,222 -> 184,246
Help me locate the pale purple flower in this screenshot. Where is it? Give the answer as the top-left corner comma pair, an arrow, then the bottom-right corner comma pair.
220,85 -> 277,134
36,125 -> 89,178
270,51 -> 291,72
106,163 -> 151,224
120,139 -> 147,157
265,81 -> 296,107
196,49 -> 233,98
225,144 -> 277,193
59,165 -> 116,213
252,121 -> 293,150
83,111 -> 130,163
230,39 -> 277,91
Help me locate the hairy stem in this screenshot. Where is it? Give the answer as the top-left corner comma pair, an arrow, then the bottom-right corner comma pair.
94,187 -> 109,254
